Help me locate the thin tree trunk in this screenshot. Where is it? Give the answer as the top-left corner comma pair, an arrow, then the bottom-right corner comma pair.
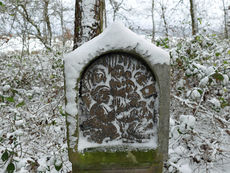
189,0 -> 198,35
17,3 -> 51,50
73,0 -> 105,50
228,6 -> 230,37
161,5 -> 168,37
43,0 -> 52,46
59,1 -> 65,47
222,0 -> 229,39
151,0 -> 155,42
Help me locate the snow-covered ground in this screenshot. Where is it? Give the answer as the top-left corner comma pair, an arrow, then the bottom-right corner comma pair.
0,37 -> 44,54
0,35 -> 230,172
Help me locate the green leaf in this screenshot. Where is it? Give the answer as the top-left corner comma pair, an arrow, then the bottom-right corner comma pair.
208,77 -> 213,84
0,95 -> 4,102
59,107 -> 66,116
212,72 -> 224,81
54,161 -> 63,171
177,128 -> 183,134
16,101 -> 25,107
195,36 -> 200,41
0,2 -> 3,6
228,50 -> 230,55
6,97 -> 15,103
197,89 -> 203,95
197,17 -> 202,24
12,89 -> 18,95
215,52 -> 221,57
52,120 -> 56,125
7,162 -> 15,173
1,150 -> 9,162
50,74 -> 54,79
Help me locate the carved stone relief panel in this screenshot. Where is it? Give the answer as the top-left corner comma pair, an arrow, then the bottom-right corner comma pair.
79,52 -> 158,144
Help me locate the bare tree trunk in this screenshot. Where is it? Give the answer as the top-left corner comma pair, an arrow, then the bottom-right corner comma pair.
43,0 -> 52,46
21,17 -> 27,57
109,0 -> 124,22
17,3 -> 51,50
222,0 -> 229,39
228,6 -> 230,37
73,0 -> 105,50
189,0 -> 198,35
161,5 -> 168,37
60,1 -> 65,47
151,0 -> 155,42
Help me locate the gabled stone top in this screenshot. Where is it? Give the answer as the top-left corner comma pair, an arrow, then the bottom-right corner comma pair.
65,22 -> 169,74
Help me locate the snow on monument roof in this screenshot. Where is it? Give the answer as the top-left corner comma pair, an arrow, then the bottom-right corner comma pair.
64,22 -> 169,149
65,22 -> 169,70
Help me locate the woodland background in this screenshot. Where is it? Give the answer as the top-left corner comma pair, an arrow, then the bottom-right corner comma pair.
0,0 -> 230,172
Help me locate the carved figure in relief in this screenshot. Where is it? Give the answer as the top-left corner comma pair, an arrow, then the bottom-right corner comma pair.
80,85 -> 119,143
79,53 -> 158,144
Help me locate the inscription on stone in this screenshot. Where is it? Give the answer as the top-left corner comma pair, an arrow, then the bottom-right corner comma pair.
79,52 -> 158,144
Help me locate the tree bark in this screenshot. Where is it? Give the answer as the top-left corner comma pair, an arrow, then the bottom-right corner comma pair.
73,0 -> 105,50
222,0 -> 229,39
17,3 -> 51,50
59,0 -> 65,46
161,5 -> 168,37
189,0 -> 198,35
228,6 -> 230,35
151,0 -> 155,42
109,0 -> 123,22
43,0 -> 52,46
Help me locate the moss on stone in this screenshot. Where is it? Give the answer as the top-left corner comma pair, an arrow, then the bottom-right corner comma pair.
70,149 -> 163,172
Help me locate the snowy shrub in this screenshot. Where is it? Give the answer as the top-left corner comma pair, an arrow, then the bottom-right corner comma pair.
0,49 -> 71,172
0,34 -> 229,173
165,34 -> 230,172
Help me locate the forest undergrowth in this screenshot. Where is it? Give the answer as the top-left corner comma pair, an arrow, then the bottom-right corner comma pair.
0,34 -> 230,172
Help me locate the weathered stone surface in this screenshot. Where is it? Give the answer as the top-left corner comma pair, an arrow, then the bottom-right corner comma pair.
65,23 -> 170,173
79,52 -> 158,144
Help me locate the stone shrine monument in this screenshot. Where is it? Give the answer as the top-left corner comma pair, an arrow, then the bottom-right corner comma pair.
64,22 -> 170,173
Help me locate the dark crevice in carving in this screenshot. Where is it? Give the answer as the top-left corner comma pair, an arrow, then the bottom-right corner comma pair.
79,52 -> 158,144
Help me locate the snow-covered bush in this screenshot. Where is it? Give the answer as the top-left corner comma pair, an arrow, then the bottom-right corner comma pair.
0,34 -> 229,172
0,49 -> 72,172
165,34 -> 230,172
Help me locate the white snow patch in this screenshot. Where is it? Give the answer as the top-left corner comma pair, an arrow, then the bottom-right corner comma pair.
0,37 -> 44,53
179,115 -> 196,129
176,79 -> 185,89
170,126 -> 180,139
169,161 -> 192,173
193,63 -> 206,72
179,163 -> 192,173
173,146 -> 187,155
18,98 -> 24,103
15,158 -> 28,170
205,66 -> 215,75
78,126 -> 158,152
2,85 -> 11,92
208,98 -> 221,108
199,76 -> 209,87
222,74 -> 229,85
37,158 -> 47,172
187,89 -> 201,100
15,120 -> 24,127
